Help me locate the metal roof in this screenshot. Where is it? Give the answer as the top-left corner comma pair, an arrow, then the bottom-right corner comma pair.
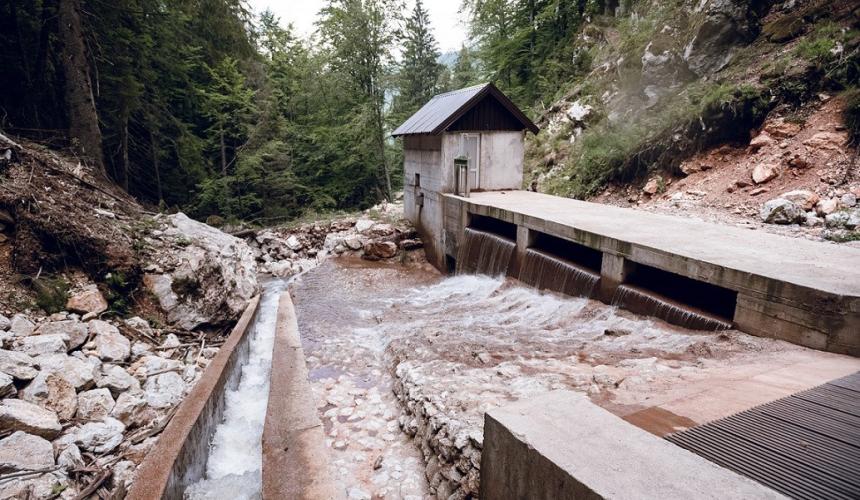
391,83 -> 539,137
666,371 -> 860,500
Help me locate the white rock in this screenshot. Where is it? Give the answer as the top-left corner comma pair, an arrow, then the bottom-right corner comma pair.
760,198 -> 803,224
816,198 -> 839,216
18,333 -> 69,355
111,392 -> 149,426
113,460 -> 137,488
355,219 -> 375,233
780,190 -> 819,211
8,315 -> 35,337
32,353 -> 96,390
73,417 -> 125,453
286,235 -> 303,251
160,334 -> 180,349
751,163 -> 778,184
35,320 -> 89,351
90,320 -> 130,361
77,388 -> 116,421
0,431 -> 54,470
143,371 -> 186,409
0,349 -> 37,380
0,372 -> 13,398
57,443 -> 84,471
124,317 -> 153,336
0,398 -> 61,439
0,315 -> 10,331
96,364 -> 141,395
841,193 -> 857,208
131,341 -> 153,357
131,355 -> 182,380
19,373 -> 77,420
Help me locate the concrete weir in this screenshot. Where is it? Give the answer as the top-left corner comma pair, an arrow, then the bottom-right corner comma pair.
439,191 -> 860,355
127,295 -> 261,500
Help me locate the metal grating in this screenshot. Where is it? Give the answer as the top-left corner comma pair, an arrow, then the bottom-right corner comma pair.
666,371 -> 860,500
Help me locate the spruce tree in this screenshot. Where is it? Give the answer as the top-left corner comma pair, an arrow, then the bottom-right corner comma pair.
393,0 -> 443,123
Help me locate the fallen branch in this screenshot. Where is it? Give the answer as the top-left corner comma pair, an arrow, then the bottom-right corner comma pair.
72,470 -> 111,500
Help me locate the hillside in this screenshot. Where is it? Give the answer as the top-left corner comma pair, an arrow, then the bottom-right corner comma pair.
523,0 -> 859,243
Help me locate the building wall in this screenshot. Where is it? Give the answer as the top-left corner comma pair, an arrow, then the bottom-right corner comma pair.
403,130 -> 526,271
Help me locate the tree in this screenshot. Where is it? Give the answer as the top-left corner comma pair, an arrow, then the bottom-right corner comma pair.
392,0 -> 443,124
58,0 -> 105,175
452,44 -> 479,89
199,57 -> 256,176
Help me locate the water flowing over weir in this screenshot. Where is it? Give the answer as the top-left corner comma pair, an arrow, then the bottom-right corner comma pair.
456,227 -> 515,276
184,280 -> 287,500
612,284 -> 733,331
519,248 -> 600,298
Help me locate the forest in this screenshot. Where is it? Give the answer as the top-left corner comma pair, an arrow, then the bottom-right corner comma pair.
0,0 -> 595,224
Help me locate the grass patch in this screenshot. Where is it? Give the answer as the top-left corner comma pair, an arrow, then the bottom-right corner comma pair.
32,276 -> 70,314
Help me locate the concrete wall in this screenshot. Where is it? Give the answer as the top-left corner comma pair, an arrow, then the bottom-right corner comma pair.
403,131 -> 525,270
480,391 -> 785,500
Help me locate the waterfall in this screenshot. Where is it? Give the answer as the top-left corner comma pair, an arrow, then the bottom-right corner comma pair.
456,227 -> 516,277
612,284 -> 733,331
519,248 -> 600,298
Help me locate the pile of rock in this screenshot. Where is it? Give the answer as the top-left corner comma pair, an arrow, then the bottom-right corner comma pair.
761,189 -> 860,230
0,288 -> 214,498
248,201 -> 422,278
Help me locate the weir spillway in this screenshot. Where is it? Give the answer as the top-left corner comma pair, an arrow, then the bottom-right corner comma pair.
436,191 -> 860,355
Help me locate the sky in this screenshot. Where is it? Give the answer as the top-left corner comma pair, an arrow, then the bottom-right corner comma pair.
246,0 -> 469,53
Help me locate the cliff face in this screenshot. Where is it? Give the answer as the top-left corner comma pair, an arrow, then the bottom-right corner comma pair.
526,0 -> 859,242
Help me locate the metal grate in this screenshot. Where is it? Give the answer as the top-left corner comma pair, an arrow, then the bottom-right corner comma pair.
666,371 -> 860,500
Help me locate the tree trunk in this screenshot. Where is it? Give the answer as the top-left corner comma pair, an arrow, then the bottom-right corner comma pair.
150,129 -> 163,205
220,127 -> 227,176
374,101 -> 392,201
58,0 -> 105,176
120,110 -> 129,192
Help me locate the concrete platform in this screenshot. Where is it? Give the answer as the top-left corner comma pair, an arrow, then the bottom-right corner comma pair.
441,191 -> 860,355
480,391 -> 785,500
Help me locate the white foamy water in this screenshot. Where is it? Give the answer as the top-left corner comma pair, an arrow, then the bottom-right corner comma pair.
184,280 -> 286,500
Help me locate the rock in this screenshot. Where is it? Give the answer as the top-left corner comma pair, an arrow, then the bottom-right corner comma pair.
787,154 -> 810,169
0,315 -> 9,332
73,417 -> 125,453
113,459 -> 137,488
57,443 -> 84,471
355,219 -> 375,233
0,398 -> 62,438
131,341 -> 153,358
642,178 -> 660,195
825,211 -> 851,228
96,365 -> 140,395
363,241 -> 398,261
841,193 -> 857,208
8,314 -> 35,337
18,333 -> 69,355
0,431 -> 54,470
804,213 -> 823,227
399,239 -> 423,250
780,190 -> 819,211
749,187 -> 769,196
66,285 -> 108,315
161,333 -> 180,349
0,349 -> 38,380
130,355 -> 182,380
803,131 -> 846,151
77,388 -> 116,421
111,392 -> 149,426
749,133 -> 775,151
751,163 -> 778,184
760,198 -> 804,225
35,320 -> 88,351
764,119 -> 802,138
0,372 -> 13,398
369,223 -> 394,236
345,238 -> 364,251
124,317 -> 154,337
143,371 -> 186,409
143,213 -> 259,330
31,353 -> 96,390
268,260 -> 294,278
683,0 -> 768,75
90,320 -> 130,361
19,373 -> 77,420
285,235 -> 303,251
815,198 -> 839,216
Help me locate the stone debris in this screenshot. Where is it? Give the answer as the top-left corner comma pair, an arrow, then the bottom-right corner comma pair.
89,320 -> 131,362
760,198 -> 804,225
65,285 -> 109,315
0,431 -> 55,470
77,388 -> 116,421
0,398 -> 62,439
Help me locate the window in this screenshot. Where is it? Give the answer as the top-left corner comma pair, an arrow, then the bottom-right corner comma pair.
414,173 -> 421,187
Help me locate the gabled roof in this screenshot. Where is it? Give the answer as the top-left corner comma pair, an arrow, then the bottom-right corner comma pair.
392,83 -> 539,137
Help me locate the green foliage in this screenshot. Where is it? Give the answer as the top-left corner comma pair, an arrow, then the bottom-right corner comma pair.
795,23 -> 841,61
391,0 -> 444,125
452,45 -> 480,89
105,272 -> 135,316
843,88 -> 860,145
32,277 -> 71,315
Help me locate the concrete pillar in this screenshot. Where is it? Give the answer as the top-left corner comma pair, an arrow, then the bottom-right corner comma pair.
598,253 -> 635,304
510,226 -> 532,277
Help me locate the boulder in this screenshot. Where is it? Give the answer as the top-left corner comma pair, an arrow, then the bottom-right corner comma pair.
764,119 -> 802,138
111,392 -> 150,426
0,372 -> 13,398
57,443 -> 84,471
804,213 -> 823,227
96,364 -> 141,395
286,235 -> 303,251
355,219 -> 375,233
642,178 -> 660,195
0,349 -> 38,380
144,371 -> 186,409
683,0 -> 768,75
399,239 -> 423,250
803,131 -> 847,151
760,198 -> 804,224
31,353 -> 96,390
0,431 -> 54,470
18,333 -> 69,356
19,373 -> 77,420
816,198 -> 839,216
825,211 -> 851,228
124,317 -> 154,337
0,315 -> 9,332
268,260 -> 294,278
35,320 -> 88,351
143,213 -> 259,330
841,193 -> 857,208
89,320 -> 130,362
369,223 -> 395,236
8,315 -> 35,337
345,238 -> 364,251
65,285 -> 108,315
77,388 -> 116,421
363,241 -> 398,261
751,163 -> 778,184
780,190 -> 819,211
0,398 -> 61,438
73,417 -> 125,453
749,133 -> 776,151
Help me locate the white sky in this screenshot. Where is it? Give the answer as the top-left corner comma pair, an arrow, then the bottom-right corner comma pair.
246,0 -> 469,53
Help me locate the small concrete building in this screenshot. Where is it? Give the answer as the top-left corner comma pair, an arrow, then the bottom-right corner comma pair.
392,83 -> 539,271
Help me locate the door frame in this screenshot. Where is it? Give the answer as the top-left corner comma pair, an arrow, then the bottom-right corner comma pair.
459,133 -> 481,190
